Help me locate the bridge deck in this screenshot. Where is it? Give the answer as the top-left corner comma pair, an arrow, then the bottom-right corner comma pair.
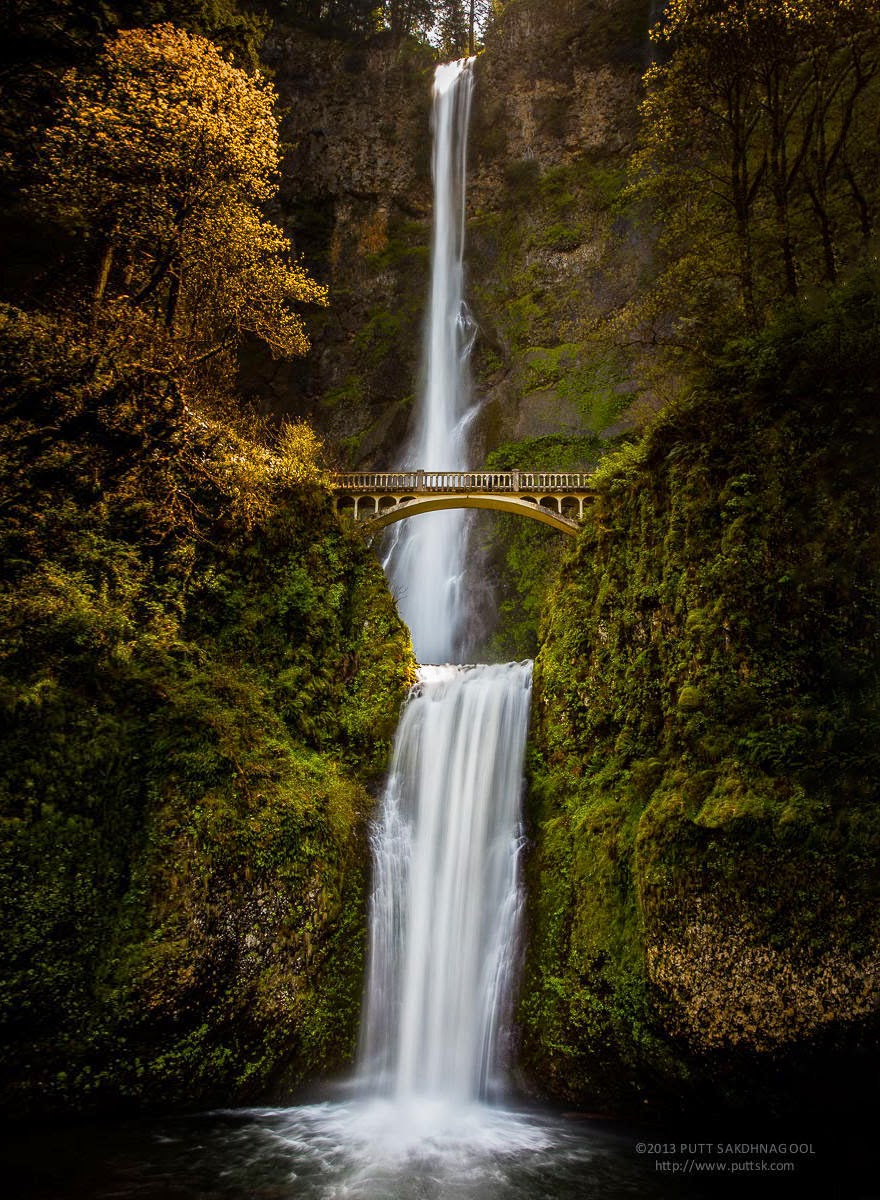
332,470 -> 593,493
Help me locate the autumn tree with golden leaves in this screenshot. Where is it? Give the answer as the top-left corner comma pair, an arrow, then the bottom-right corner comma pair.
35,23 -> 326,369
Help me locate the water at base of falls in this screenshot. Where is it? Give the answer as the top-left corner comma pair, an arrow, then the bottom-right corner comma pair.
4,1102 -> 688,1200
5,1104 -> 686,1200
5,1097 -> 844,1200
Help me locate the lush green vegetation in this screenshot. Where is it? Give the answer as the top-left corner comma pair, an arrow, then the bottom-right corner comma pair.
625,0 -> 880,358
476,434 -> 604,661
515,0 -> 880,1117
0,301 -> 412,1115
0,10 -> 413,1116
521,273 -> 880,1113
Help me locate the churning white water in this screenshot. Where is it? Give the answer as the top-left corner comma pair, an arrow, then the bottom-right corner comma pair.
384,58 -> 476,664
359,662 -> 532,1101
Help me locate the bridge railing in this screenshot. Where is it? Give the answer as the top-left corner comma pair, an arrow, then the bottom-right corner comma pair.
332,470 -> 593,493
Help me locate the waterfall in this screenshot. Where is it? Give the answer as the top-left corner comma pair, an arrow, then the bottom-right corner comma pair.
358,59 -> 532,1113
358,662 -> 531,1102
383,58 -> 476,666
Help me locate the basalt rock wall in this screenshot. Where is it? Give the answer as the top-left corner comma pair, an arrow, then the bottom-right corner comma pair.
252,0 -> 655,470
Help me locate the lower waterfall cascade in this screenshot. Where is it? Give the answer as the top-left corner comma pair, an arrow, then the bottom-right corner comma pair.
358,661 -> 532,1103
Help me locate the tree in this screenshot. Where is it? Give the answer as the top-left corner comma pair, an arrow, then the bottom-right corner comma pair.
35,23 -> 326,368
434,0 -> 465,54
627,0 -> 880,354
260,0 -> 431,41
432,0 -> 489,55
262,0 -> 492,50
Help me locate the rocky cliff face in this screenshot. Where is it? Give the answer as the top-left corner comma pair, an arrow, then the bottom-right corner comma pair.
243,31 -> 435,464
252,0 -> 655,470
520,280 -> 880,1116
465,0 -> 655,657
468,0 -> 651,454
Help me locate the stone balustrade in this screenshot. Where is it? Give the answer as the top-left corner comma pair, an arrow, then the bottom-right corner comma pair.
332,470 -> 593,493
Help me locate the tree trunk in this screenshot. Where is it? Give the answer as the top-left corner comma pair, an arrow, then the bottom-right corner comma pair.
92,242 -> 114,330
765,69 -> 798,297
728,81 -> 759,327
165,260 -> 182,332
842,160 -> 872,242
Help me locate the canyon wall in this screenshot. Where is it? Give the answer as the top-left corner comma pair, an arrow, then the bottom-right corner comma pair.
254,0 -> 655,471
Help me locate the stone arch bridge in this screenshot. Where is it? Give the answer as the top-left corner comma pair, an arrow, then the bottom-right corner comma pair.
332,470 -> 595,536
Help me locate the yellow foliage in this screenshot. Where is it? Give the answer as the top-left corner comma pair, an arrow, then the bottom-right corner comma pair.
183,204 -> 327,360
40,24 -> 279,233
177,414 -> 329,530
274,421 -> 328,489
659,0 -> 880,41
35,23 -> 326,367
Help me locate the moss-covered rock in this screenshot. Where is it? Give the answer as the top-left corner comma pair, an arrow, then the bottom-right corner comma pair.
0,310 -> 414,1116
520,274 -> 880,1116
239,28 -> 435,465
467,0 -> 653,452
474,433 -> 605,661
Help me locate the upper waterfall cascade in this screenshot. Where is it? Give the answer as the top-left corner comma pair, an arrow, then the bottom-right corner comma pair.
383,58 -> 476,665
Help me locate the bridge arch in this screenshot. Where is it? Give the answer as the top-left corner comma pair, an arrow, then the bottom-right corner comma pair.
348,493 -> 581,535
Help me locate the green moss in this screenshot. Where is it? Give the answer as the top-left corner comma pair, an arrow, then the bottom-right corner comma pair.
535,222 -> 588,253
467,147 -> 638,463
537,159 -> 627,215
520,274 -> 880,1112
0,311 -> 414,1116
354,310 -> 405,368
322,374 -> 365,411
476,434 -> 604,660
503,158 -> 542,197
365,222 -> 429,274
517,344 -> 632,431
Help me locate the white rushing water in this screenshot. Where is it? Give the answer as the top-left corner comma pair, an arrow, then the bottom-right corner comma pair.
360,58 -> 532,1125
384,58 -> 476,665
359,662 -> 532,1102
